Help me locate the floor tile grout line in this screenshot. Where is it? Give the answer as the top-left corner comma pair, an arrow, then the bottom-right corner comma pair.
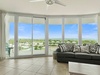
35,62 -> 47,73
19,59 -> 45,75
0,58 -> 62,75
49,60 -> 57,75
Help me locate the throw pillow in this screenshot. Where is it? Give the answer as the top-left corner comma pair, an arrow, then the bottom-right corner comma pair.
73,45 -> 81,53
80,45 -> 89,53
58,44 -> 64,52
58,43 -> 66,52
62,44 -> 67,52
65,43 -> 74,52
89,43 -> 98,54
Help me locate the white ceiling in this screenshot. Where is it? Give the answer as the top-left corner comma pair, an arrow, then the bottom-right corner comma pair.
0,0 -> 100,15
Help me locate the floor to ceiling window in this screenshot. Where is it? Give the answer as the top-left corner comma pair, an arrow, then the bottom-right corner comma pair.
82,16 -> 98,44
64,18 -> 78,44
5,13 -> 98,58
18,16 -> 32,55
33,18 -> 45,55
48,18 -> 62,55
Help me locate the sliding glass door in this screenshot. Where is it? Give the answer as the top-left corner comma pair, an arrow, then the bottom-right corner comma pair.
18,16 -> 32,55
17,17 -> 46,56
33,18 -> 45,55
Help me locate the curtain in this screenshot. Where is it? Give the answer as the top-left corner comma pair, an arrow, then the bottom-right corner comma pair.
0,11 -> 6,60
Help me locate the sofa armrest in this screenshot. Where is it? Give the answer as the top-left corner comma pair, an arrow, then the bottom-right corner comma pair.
56,48 -> 61,52
97,45 -> 100,54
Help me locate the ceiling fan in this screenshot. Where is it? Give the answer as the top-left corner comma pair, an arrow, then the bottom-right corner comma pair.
29,0 -> 66,6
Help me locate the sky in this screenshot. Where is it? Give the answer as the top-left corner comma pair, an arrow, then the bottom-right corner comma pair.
9,22 -> 98,40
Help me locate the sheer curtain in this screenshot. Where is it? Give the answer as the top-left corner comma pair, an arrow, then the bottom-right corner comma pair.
0,11 -> 6,60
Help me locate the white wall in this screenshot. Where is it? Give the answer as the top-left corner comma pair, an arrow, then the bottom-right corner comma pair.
0,10 -> 6,60
0,10 -> 3,60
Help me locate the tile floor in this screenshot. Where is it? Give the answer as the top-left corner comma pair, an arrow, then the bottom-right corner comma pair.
0,57 -> 69,75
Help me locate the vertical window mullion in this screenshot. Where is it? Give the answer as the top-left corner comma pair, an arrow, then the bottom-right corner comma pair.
62,18 -> 64,43
78,17 -> 82,45
32,17 -> 33,55
95,15 -> 99,43
45,17 -> 49,55
14,15 -> 18,58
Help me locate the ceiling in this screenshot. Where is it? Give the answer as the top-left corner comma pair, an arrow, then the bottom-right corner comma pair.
0,0 -> 100,15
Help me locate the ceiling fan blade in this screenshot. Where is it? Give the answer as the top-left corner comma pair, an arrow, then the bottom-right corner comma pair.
55,0 -> 66,6
30,0 -> 44,2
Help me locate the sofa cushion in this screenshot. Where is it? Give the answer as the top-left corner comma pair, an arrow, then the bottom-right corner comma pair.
57,52 -> 75,58
91,54 -> 100,60
63,52 -> 75,58
75,53 -> 91,59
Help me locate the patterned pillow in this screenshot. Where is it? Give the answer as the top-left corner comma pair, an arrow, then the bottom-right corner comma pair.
65,43 -> 74,52
89,43 -> 98,54
58,43 -> 66,52
73,45 -> 81,53
58,44 -> 64,52
62,44 -> 67,52
80,45 -> 89,53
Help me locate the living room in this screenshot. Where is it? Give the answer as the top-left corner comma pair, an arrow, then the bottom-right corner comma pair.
0,0 -> 100,75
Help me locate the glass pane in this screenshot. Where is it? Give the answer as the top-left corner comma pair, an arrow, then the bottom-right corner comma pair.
33,18 -> 45,55
64,18 -> 78,44
82,17 -> 98,44
5,15 -> 14,57
18,17 -> 32,55
49,18 -> 62,55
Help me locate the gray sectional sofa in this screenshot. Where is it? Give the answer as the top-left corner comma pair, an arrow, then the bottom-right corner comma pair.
55,43 -> 100,65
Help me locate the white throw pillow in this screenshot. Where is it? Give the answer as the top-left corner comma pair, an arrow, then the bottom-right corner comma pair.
80,45 -> 89,53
